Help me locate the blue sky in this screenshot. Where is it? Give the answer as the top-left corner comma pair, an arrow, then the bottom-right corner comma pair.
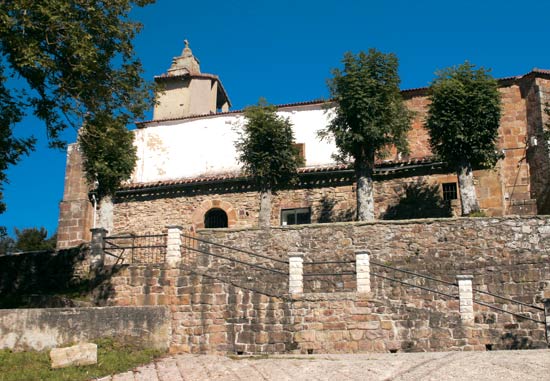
1,0 -> 547,238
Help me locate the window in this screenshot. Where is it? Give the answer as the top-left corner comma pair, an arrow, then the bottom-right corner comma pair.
293,143 -> 305,162
281,208 -> 311,226
442,183 -> 458,201
204,208 -> 228,228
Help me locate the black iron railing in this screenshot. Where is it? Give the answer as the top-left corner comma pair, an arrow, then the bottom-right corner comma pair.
104,233 -> 167,264
180,233 -> 289,297
370,260 -> 545,325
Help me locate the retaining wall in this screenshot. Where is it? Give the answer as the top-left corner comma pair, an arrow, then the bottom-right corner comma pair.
0,306 -> 170,352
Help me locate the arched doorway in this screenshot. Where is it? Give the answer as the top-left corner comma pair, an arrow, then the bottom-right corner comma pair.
204,208 -> 228,228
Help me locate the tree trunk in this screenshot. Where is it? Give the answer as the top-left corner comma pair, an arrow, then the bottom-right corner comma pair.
457,160 -> 480,215
356,161 -> 375,221
258,189 -> 272,229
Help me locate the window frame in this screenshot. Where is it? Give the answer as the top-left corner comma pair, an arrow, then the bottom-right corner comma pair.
280,207 -> 311,226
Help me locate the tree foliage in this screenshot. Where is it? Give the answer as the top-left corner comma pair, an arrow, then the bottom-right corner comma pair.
14,227 -> 56,252
0,0 -> 154,207
236,98 -> 303,193
426,62 -> 502,169
321,49 -> 411,220
426,62 -> 501,215
322,49 -> 411,164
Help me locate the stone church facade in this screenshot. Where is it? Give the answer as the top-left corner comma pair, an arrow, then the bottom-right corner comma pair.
57,43 -> 550,249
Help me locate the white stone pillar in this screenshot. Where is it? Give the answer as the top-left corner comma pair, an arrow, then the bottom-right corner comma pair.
457,275 -> 474,325
165,225 -> 183,267
289,252 -> 304,295
356,250 -> 371,294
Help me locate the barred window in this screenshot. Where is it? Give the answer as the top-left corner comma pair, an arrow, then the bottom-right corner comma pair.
204,208 -> 228,228
442,183 -> 458,201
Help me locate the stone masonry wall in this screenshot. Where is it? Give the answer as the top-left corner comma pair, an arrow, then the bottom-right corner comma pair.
106,217 -> 550,354
0,306 -> 170,352
113,169 -> 504,236
57,144 -> 93,249
526,77 -> 550,214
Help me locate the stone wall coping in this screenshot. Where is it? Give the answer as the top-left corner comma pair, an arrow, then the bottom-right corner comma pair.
355,250 -> 371,255
90,228 -> 108,234
295,292 -> 362,302
0,305 -> 170,314
165,225 -> 184,230
196,215 -> 550,234
456,275 -> 474,280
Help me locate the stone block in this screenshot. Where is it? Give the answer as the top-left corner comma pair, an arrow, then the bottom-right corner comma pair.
50,343 -> 97,369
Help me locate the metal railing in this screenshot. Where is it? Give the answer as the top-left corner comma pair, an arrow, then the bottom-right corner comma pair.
370,260 -> 459,300
104,233 -> 167,264
180,233 -> 289,297
302,258 -> 356,292
370,260 -> 545,325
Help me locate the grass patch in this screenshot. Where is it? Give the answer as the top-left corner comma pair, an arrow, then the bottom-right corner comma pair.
0,338 -> 164,381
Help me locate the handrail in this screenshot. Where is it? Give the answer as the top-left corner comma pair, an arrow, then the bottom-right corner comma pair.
182,233 -> 289,265
105,233 -> 167,239
303,271 -> 356,276
184,245 -> 288,275
472,288 -> 544,311
304,260 -> 356,265
474,299 -> 545,324
371,272 -> 458,300
370,260 -> 545,325
371,260 -> 458,287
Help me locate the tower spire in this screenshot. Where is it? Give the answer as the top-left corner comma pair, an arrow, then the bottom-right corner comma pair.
167,39 -> 201,76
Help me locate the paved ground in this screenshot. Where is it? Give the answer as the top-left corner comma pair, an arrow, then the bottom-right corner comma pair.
97,350 -> 550,381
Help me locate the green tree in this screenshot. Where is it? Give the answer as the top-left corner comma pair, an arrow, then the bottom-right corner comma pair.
0,0 -> 154,209
0,227 -> 15,255
426,62 -> 501,215
14,227 -> 56,252
236,98 -> 303,228
321,49 -> 412,221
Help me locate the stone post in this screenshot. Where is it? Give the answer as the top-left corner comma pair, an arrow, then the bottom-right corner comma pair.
355,250 -> 371,294
289,252 -> 304,295
457,275 -> 474,325
90,228 -> 107,272
166,225 -> 183,267
543,298 -> 550,345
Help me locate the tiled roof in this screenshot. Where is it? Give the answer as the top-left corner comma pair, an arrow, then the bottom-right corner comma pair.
118,157 -> 439,192
136,99 -> 327,127
137,68 -> 549,127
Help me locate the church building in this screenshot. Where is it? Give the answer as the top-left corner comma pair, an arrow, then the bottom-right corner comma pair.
56,43 -> 550,249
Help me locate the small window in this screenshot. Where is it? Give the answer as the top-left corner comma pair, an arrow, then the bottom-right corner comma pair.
204,208 -> 228,228
293,143 -> 305,162
281,208 -> 311,226
442,183 -> 458,201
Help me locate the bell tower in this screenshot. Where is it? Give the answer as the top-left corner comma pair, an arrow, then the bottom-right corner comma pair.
153,40 -> 231,120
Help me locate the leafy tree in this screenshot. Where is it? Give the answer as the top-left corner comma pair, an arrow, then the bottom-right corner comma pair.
236,98 -> 303,228
0,227 -> 15,255
321,49 -> 412,221
0,0 -> 154,208
13,227 -> 56,252
426,62 -> 501,215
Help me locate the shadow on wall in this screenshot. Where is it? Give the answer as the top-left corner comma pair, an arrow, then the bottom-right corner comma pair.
0,245 -> 122,308
382,179 -> 452,220
318,195 -> 354,223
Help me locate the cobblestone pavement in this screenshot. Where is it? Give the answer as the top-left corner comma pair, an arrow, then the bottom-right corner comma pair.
97,350 -> 550,381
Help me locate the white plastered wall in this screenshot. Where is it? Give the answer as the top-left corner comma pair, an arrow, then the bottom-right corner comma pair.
131,103 -> 338,184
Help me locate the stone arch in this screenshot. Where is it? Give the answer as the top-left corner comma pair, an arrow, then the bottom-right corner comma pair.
191,199 -> 237,229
